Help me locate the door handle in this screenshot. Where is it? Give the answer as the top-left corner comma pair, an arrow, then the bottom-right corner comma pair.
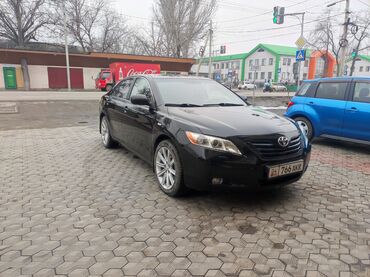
347,107 -> 359,112
307,101 -> 314,105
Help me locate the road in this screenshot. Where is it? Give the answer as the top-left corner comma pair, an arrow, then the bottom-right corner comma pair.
0,94 -> 369,277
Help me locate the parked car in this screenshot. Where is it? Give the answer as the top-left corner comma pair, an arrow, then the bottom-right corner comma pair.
285,77 -> 370,143
238,81 -> 257,90
99,76 -> 311,197
271,83 -> 288,92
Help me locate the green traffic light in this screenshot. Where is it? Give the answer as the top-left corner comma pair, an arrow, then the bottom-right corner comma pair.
273,17 -> 277,23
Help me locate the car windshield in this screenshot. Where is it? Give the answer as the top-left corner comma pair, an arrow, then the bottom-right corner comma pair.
154,78 -> 245,107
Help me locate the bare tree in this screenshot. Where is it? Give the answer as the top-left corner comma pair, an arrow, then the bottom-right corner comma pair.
133,23 -> 167,56
152,0 -> 217,58
0,0 -> 50,90
308,12 -> 343,77
348,12 -> 370,76
54,0 -> 131,53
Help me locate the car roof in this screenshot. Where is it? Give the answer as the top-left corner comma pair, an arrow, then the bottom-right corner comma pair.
131,74 -> 210,80
303,76 -> 370,83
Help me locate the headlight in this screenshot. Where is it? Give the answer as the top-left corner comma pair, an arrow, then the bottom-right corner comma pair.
298,124 -> 309,148
186,131 -> 242,155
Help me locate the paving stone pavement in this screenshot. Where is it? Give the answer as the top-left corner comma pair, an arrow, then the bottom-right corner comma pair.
0,126 -> 369,277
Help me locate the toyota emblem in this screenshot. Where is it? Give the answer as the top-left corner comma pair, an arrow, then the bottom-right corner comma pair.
278,136 -> 289,147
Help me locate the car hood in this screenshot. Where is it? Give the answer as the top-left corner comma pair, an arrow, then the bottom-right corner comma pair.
167,106 -> 299,137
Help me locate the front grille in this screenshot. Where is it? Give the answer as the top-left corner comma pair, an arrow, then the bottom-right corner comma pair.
241,135 -> 303,161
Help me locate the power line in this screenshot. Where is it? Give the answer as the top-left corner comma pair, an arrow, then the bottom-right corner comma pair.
356,0 -> 370,7
217,12 -> 345,33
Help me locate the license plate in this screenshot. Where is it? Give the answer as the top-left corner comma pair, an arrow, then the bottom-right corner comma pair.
268,160 -> 304,179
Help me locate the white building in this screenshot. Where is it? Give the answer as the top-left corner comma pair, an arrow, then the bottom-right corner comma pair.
346,55 -> 370,77
243,43 -> 309,86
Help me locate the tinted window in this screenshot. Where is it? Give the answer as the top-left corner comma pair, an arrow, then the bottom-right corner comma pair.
296,82 -> 311,96
316,82 -> 348,100
353,82 -> 370,103
130,78 -> 152,100
155,79 -> 245,106
111,79 -> 133,99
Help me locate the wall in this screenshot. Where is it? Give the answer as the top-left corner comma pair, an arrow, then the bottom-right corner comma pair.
0,64 -> 4,89
346,59 -> 370,77
83,67 -> 101,89
244,50 -> 275,83
28,65 -> 49,89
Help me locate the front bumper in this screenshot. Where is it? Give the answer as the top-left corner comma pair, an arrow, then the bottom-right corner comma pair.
179,143 -> 311,190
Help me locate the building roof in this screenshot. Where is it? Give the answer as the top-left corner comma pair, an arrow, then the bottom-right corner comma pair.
246,43 -> 311,58
200,53 -> 249,63
357,54 -> 370,62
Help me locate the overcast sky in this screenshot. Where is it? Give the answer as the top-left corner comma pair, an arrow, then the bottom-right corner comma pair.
112,0 -> 368,55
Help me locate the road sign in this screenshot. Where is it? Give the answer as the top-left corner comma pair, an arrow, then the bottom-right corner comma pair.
296,50 -> 306,62
295,36 -> 306,48
215,73 -> 221,81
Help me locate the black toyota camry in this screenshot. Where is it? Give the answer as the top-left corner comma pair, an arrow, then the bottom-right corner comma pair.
99,75 -> 311,197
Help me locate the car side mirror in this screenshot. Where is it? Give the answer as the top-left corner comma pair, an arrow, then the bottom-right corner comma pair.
131,94 -> 150,106
240,95 -> 252,105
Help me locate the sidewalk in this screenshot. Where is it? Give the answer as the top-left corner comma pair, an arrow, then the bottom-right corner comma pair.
0,89 -> 294,102
0,90 -> 105,101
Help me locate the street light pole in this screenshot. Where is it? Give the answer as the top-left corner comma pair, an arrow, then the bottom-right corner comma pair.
63,1 -> 71,91
208,20 -> 213,79
339,0 -> 350,76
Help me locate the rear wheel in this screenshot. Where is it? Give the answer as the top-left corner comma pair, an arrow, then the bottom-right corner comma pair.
295,117 -> 314,141
100,116 -> 115,148
154,140 -> 186,197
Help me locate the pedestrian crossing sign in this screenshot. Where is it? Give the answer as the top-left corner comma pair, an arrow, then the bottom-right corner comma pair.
296,50 -> 306,62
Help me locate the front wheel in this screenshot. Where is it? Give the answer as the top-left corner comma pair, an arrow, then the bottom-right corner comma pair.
295,117 -> 314,141
154,140 -> 186,197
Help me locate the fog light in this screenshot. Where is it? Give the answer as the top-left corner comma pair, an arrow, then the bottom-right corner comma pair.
212,178 -> 223,185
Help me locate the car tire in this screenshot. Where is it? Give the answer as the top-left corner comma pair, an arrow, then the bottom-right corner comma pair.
295,117 -> 314,141
100,116 -> 116,148
154,140 -> 186,197
106,84 -> 113,93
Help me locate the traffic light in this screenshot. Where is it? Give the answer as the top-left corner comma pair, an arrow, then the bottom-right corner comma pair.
220,45 -> 226,54
273,6 -> 285,24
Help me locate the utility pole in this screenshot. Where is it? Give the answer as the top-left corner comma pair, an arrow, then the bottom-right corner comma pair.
208,20 -> 213,79
297,12 -> 304,89
63,1 -> 71,91
339,0 -> 350,76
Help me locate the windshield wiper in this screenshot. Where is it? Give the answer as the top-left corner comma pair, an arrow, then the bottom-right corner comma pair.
165,103 -> 203,107
203,103 -> 244,107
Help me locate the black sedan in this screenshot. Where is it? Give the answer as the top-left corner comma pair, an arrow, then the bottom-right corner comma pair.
99,75 -> 311,197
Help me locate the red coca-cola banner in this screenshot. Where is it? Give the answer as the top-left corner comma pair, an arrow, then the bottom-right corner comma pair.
110,62 -> 161,81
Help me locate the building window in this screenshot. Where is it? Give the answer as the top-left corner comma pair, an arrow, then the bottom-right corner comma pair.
217,64 -> 220,69
366,66 -> 370,72
283,58 -> 287,65
213,64 -> 216,70
261,72 -> 265,80
282,72 -> 285,79
249,60 -> 253,66
261,58 -> 266,66
268,72 -> 272,80
304,60 -> 309,67
287,58 -> 291,66
360,66 -> 364,72
248,72 -> 252,80
235,62 -> 240,69
255,59 -> 259,66
287,72 -> 290,79
254,72 -> 258,79
221,63 -> 224,69
269,58 -> 273,65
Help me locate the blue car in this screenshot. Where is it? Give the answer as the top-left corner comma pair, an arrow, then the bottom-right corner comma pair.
285,77 -> 370,143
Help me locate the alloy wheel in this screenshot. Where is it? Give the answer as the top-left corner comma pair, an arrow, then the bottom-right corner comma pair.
297,120 -> 309,136
101,118 -> 109,146
155,146 -> 176,190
